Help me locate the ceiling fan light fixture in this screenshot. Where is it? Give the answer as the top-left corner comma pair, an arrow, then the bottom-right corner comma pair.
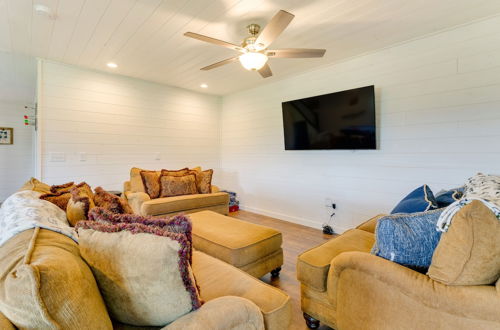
239,52 -> 268,71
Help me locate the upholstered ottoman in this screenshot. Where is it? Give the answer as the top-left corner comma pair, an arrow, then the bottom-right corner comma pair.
189,211 -> 283,278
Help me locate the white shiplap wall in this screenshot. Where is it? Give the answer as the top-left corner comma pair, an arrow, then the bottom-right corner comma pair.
38,61 -> 221,190
220,16 -> 500,232
0,52 -> 36,201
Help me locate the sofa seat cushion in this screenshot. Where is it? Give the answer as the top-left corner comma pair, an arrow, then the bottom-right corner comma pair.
297,229 -> 374,292
192,250 -> 291,330
142,193 -> 229,216
189,211 -> 282,268
0,228 -> 112,329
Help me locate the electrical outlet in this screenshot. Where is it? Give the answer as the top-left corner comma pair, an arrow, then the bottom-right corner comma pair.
325,198 -> 336,209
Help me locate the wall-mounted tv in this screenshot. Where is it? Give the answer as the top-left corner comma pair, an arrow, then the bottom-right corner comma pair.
282,85 -> 376,150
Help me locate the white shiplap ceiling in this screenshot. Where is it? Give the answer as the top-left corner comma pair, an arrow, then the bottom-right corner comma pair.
1,0 -> 500,95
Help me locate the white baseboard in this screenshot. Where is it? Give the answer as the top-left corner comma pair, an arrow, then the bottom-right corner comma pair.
239,204 -> 349,234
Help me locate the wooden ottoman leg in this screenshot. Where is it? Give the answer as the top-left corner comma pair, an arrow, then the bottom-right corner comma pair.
270,266 -> 282,277
303,313 -> 320,329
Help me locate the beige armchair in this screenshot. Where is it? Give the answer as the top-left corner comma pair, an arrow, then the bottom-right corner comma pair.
297,216 -> 500,329
123,167 -> 229,217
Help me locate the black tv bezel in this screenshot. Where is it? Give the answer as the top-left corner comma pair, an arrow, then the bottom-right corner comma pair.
281,85 -> 376,151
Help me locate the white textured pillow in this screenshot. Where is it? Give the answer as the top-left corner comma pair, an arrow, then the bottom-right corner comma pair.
463,173 -> 500,207
0,190 -> 74,247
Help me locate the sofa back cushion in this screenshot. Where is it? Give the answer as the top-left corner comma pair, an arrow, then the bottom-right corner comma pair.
18,177 -> 51,194
428,200 -> 500,285
0,228 -> 112,329
130,167 -> 150,193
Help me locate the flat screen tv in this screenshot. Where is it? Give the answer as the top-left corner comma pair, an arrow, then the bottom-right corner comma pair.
282,85 -> 376,150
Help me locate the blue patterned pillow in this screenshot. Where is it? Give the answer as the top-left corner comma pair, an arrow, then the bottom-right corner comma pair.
435,187 -> 464,208
391,185 -> 438,214
371,208 -> 444,269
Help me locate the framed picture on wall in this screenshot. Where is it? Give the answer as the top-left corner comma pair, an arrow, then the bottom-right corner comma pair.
0,127 -> 13,145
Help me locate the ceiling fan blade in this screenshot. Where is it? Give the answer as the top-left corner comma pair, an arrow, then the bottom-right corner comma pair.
258,63 -> 273,78
255,10 -> 295,50
184,32 -> 244,52
266,48 -> 326,58
200,56 -> 239,71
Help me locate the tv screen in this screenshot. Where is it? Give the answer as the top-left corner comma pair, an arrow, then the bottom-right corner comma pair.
282,85 -> 376,150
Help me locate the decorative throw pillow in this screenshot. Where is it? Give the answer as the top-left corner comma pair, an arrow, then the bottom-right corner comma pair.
88,207 -> 193,261
371,208 -> 444,270
195,169 -> 213,194
50,181 -> 76,194
160,174 -> 198,197
94,187 -> 133,214
435,187 -> 464,208
66,183 -> 96,226
18,177 -> 51,194
76,221 -> 202,326
161,168 -> 191,177
428,200 -> 500,285
391,185 -> 438,214
0,228 -> 112,329
463,173 -> 500,207
40,191 -> 72,211
140,170 -> 161,198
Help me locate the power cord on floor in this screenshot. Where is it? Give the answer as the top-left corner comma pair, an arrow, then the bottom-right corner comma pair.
322,201 -> 336,235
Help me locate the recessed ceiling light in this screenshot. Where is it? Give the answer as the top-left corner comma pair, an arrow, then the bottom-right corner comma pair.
107,62 -> 118,69
34,4 -> 56,19
200,83 -> 208,88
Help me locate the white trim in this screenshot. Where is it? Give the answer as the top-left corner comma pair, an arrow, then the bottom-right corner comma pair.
239,204 -> 350,234
35,58 -> 43,180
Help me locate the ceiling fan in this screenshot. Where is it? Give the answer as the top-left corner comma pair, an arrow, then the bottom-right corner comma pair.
184,10 -> 326,78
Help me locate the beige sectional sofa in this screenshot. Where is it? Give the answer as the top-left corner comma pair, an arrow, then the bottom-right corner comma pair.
0,227 -> 291,329
297,215 -> 500,330
123,167 -> 229,217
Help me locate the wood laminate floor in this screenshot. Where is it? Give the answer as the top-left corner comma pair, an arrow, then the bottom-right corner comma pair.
229,210 -> 335,330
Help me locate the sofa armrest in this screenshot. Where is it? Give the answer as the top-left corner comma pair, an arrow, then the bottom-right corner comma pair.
327,252 -> 500,325
164,296 -> 264,330
192,251 -> 291,330
297,229 -> 374,292
0,312 -> 14,330
124,191 -> 151,214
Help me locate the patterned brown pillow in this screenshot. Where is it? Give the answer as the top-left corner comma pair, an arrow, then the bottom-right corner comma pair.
161,168 -> 191,177
50,182 -> 76,194
66,184 -> 96,226
195,169 -> 213,194
40,192 -> 72,211
140,170 -> 161,198
160,174 -> 198,197
94,187 -> 133,214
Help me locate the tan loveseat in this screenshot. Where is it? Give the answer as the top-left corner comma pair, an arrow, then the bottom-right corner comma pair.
296,215 -> 500,330
123,167 -> 229,217
0,228 -> 292,329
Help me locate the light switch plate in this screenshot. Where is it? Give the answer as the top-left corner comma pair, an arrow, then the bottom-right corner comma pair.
79,152 -> 87,161
155,152 -> 161,160
49,152 -> 66,162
